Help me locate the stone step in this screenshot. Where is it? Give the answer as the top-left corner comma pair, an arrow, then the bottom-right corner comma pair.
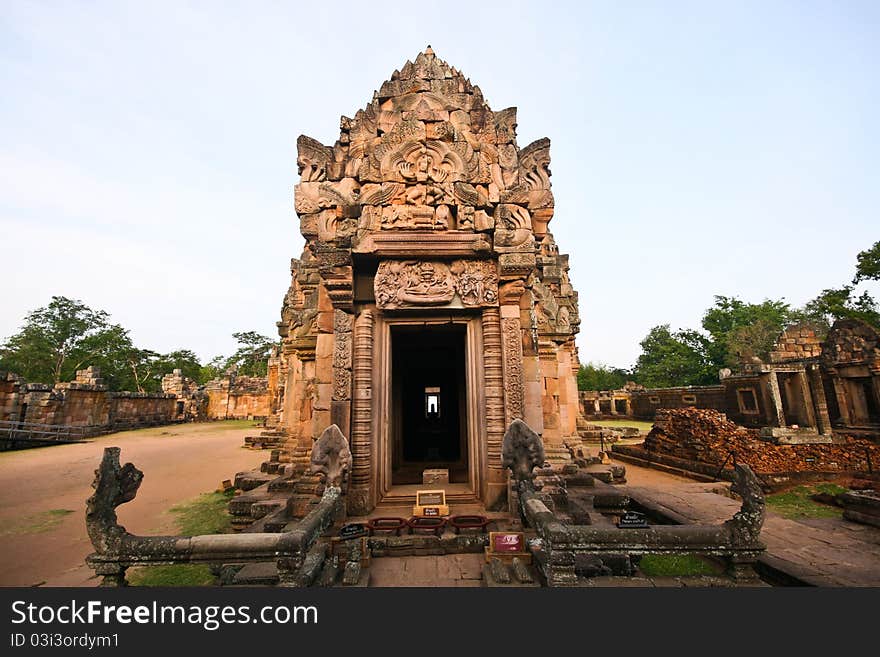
251,500 -> 285,520
234,470 -> 275,491
262,506 -> 294,533
230,562 -> 279,585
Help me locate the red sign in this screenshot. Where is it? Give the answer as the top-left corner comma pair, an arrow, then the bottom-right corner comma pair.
491,532 -> 524,553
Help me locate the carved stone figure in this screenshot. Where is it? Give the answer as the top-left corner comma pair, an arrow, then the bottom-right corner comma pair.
310,424 -> 353,489
86,447 -> 143,554
724,464 -> 766,546
450,260 -> 498,306
501,419 -> 545,482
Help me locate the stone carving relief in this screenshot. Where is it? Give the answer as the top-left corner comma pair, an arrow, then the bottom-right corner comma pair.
450,260 -> 498,306
502,317 -> 525,422
332,310 -> 353,402
499,280 -> 527,306
374,260 -> 499,309
297,135 -> 332,182
375,261 -> 455,309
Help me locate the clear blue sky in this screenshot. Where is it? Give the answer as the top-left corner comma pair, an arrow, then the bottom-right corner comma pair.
1,1 -> 877,368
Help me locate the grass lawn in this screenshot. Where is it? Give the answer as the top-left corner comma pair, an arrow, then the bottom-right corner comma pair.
765,483 -> 847,519
0,509 -> 75,537
591,419 -> 654,432
128,490 -> 236,586
119,419 -> 262,439
638,554 -> 722,577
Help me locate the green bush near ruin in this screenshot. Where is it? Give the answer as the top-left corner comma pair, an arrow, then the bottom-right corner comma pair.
765,483 -> 847,519
128,564 -> 216,587
638,554 -> 721,577
170,489 -> 236,536
128,489 -> 236,586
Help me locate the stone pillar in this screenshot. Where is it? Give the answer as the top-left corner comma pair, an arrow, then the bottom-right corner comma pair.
796,370 -> 817,429
609,395 -> 618,415
767,371 -> 786,427
593,398 -> 600,414
312,285 -> 335,438
538,341 -> 561,444
870,371 -> 880,420
831,373 -> 852,427
624,396 -> 632,417
807,365 -> 831,435
557,344 -> 577,438
349,309 -> 374,515
481,307 -> 506,509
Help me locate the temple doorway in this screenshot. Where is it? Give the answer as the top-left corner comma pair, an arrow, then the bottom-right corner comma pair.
390,324 -> 468,485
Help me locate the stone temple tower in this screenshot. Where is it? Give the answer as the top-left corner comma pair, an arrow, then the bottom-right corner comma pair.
273,47 -> 584,514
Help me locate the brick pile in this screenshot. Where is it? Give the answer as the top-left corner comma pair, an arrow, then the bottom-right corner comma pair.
644,408 -> 880,474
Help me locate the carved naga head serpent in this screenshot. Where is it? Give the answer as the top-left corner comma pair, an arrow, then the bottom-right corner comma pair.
501,419 -> 545,484
310,424 -> 353,490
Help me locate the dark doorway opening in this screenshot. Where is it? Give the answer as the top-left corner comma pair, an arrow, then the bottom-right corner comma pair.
391,324 -> 467,485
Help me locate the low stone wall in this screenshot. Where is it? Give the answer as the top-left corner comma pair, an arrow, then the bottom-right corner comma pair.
0,369 -> 177,441
630,385 -> 726,419
205,375 -> 271,420
108,392 -> 177,430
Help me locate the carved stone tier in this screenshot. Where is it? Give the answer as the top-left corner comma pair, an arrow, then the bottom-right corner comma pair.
353,231 -> 491,257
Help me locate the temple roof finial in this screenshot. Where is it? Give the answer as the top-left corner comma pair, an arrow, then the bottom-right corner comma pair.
424,44 -> 434,55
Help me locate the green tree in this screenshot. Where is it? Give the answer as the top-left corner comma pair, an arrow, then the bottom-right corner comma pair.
225,331 -> 277,377
798,286 -> 880,329
701,296 -> 794,367
0,296 -> 122,384
632,325 -> 716,388
199,355 -> 227,383
577,362 -> 630,391
854,240 -> 880,283
155,349 -> 203,383
0,296 -> 212,391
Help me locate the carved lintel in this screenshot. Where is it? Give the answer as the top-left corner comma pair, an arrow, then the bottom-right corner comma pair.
374,259 -> 499,309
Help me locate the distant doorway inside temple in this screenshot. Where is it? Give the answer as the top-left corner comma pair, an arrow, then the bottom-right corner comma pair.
390,324 -> 468,485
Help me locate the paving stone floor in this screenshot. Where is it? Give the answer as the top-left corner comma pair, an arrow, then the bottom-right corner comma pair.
368,553 -> 484,587
618,460 -> 880,587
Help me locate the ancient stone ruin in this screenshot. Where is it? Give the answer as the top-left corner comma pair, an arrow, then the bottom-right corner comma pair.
273,46 -> 584,514
81,47 -> 773,588
580,318 -> 880,440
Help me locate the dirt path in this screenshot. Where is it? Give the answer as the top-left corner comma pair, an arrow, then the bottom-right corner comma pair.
0,422 -> 266,587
